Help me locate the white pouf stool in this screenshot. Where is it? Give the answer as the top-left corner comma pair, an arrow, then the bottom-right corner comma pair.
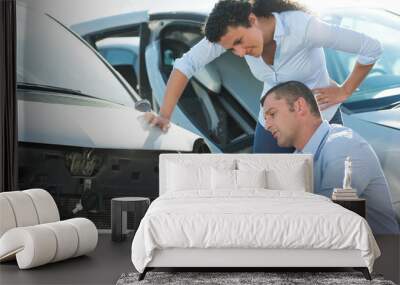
0,189 -> 98,269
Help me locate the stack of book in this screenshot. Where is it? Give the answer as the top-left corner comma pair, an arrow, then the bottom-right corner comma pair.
332,188 -> 358,200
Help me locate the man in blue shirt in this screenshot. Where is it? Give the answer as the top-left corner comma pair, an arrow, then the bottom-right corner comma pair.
261,81 -> 399,234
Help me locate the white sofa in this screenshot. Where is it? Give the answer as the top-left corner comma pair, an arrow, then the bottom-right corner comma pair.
0,188 -> 98,269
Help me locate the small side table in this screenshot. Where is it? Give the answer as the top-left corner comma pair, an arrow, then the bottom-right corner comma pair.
111,197 -> 150,242
332,198 -> 366,218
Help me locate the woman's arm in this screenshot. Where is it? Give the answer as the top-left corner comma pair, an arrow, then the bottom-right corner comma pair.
305,16 -> 382,110
148,38 -> 225,131
313,62 -> 374,110
148,69 -> 189,131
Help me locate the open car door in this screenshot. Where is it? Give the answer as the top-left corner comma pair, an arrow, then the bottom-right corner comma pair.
71,11 -> 152,102
147,14 -> 257,153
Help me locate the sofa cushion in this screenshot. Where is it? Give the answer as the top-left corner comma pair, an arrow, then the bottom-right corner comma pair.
24,189 -> 60,224
42,221 -> 79,262
1,191 -> 39,227
65,218 -> 98,257
0,225 -> 57,269
0,189 -> 60,238
0,196 -> 17,237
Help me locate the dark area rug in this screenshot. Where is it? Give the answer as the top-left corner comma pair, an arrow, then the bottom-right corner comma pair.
116,271 -> 396,285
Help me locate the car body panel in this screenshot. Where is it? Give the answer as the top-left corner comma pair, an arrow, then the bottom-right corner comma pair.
17,3 -> 203,152
349,108 -> 400,130
70,11 -> 149,39
18,91 -> 201,152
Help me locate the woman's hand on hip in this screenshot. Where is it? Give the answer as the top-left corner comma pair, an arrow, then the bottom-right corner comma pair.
144,112 -> 171,133
313,85 -> 351,111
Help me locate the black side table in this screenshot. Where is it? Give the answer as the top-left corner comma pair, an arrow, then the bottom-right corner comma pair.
332,198 -> 366,218
111,197 -> 150,242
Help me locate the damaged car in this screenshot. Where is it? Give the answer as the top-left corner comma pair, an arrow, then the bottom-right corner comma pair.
16,3 -> 210,227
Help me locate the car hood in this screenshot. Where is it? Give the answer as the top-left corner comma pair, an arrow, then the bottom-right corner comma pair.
350,108 -> 400,130
18,93 -> 202,151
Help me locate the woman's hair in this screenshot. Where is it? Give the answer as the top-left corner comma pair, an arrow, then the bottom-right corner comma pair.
204,0 -> 307,43
252,0 -> 306,18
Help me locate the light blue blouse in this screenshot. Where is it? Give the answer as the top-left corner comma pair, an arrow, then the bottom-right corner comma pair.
173,11 -> 382,125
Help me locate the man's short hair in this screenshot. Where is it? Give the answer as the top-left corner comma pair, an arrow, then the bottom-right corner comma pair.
204,0 -> 252,43
260,81 -> 321,117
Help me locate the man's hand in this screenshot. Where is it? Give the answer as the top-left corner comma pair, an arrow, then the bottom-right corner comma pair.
313,85 -> 351,111
144,112 -> 171,133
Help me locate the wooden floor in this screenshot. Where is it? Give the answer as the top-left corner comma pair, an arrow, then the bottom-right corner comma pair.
0,234 -> 133,285
0,234 -> 398,285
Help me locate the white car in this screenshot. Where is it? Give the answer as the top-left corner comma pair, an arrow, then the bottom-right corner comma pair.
71,4 -> 400,221
16,3 -> 210,222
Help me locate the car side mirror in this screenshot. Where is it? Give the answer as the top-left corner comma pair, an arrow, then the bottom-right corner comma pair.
135,99 -> 152,112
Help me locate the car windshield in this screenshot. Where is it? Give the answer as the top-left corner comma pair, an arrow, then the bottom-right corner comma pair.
323,8 -> 400,102
16,4 -> 136,107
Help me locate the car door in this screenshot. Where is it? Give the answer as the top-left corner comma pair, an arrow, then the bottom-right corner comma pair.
145,13 -> 256,153
70,11 -> 151,104
71,11 -> 152,103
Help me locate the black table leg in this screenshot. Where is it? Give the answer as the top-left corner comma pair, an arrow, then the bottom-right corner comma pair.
111,197 -> 150,242
111,201 -> 123,241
